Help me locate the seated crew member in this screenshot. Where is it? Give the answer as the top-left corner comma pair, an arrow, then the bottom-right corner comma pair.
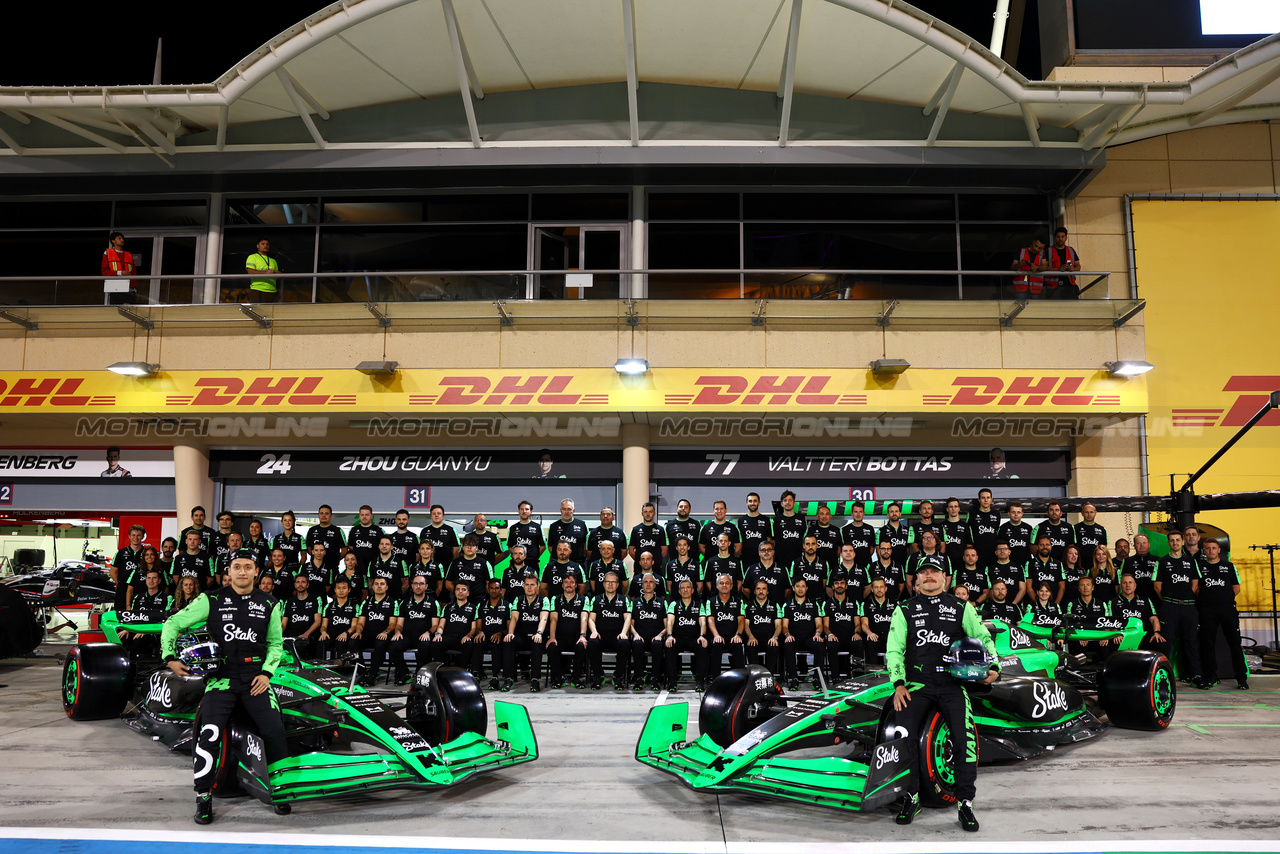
980,579 -> 1023,624
1066,575 -> 1112,662
406,540 -> 444,599
391,575 -> 436,683
861,577 -> 896,666
257,574 -> 276,596
665,536 -> 701,598
628,572 -> 668,690
1026,580 -> 1065,630
264,548 -> 292,590
587,570 -> 633,689
952,584 -> 972,603
367,535 -> 406,596
172,575 -> 202,614
432,580 -> 479,676
664,579 -> 708,692
865,540 -> 906,600
781,577 -> 826,690
543,541 -> 585,599
281,572 -> 323,661
743,541 -> 789,604
587,539 -> 627,598
358,576 -> 401,687
447,534 -> 490,601
743,579 -> 782,673
546,573 -> 590,689
703,532 -> 745,599
951,546 -> 988,603
824,572 -> 864,678
319,576 -> 362,662
1060,545 -> 1088,606
332,550 -> 365,602
1113,572 -> 1168,659
985,542 -> 1028,605
1026,536 -> 1065,604
474,578 -> 511,689
504,572 -> 550,691
790,536 -> 831,601
835,543 -> 868,596
702,572 -> 746,679
118,568 -> 172,658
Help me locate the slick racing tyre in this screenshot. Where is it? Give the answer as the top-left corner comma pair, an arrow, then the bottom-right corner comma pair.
917,706 -> 978,807
62,643 -> 134,720
406,663 -> 487,745
1099,650 -> 1176,731
698,665 -> 783,749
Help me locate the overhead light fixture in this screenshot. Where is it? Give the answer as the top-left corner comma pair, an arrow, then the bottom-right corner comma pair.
356,360 -> 399,376
614,358 -> 649,375
870,358 -> 910,375
107,361 -> 159,377
1104,360 -> 1154,378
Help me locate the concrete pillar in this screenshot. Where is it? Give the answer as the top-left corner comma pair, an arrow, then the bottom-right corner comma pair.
174,443 -> 214,518
203,192 -> 223,304
621,423 -> 650,531
630,184 -> 645,298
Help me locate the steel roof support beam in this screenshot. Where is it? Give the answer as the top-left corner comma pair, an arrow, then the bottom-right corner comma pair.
924,60 -> 962,115
275,70 -> 326,149
1189,61 -> 1280,126
0,108 -> 29,124
441,0 -> 481,148
1079,104 -> 1127,149
216,105 -> 228,151
777,0 -> 803,147
621,0 -> 639,146
0,124 -> 24,155
925,64 -> 964,146
29,112 -> 126,153
122,110 -> 177,155
1020,102 -> 1041,147
278,69 -> 331,120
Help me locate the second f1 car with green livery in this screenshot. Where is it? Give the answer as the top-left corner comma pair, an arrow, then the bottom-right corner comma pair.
62,609 -> 538,806
636,614 -> 1174,812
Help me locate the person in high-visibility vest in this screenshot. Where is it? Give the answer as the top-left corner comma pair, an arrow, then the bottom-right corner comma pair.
1009,236 -> 1046,301
1045,227 -> 1082,299
101,232 -> 137,305
244,238 -> 279,302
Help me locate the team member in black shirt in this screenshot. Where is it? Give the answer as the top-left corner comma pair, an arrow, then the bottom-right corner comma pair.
910,501 -> 945,556
1196,539 -> 1248,689
1119,534 -> 1161,602
209,532 -> 245,587
1025,581 -> 1065,630
879,503 -> 912,567
773,490 -> 806,568
406,541 -> 444,597
112,524 -> 146,610
332,551 -> 364,602
1034,501 -> 1074,562
834,543 -> 867,594
861,578 -> 895,665
174,530 -> 208,589
319,576 -> 361,662
951,546 -> 987,603
903,531 -> 947,596
546,574 -> 590,689
474,578 -> 511,689
865,540 -> 905,599
547,499 -> 589,564
628,573 -> 668,690
1067,576 -> 1113,662
628,502 -> 667,565
940,498 -> 968,574
359,576 -> 401,687
388,509 -> 420,567
587,539 -> 627,597
665,499 -> 701,570
986,542 -> 1028,604
469,514 -> 502,567
178,505 -> 213,560
703,572 -> 746,678
499,546 -> 534,602
212,512 -> 236,562
1113,572 -> 1167,658
432,581 -> 478,675
305,504 -> 346,573
980,580 -> 1022,624
842,502 -> 878,567
504,573 -> 549,691
781,577 -> 826,689
300,542 -> 332,600
704,532 -> 745,595
699,500 -> 741,559
997,502 -> 1034,567
1026,536 -> 1065,603
588,506 -> 629,566
272,511 -> 304,570
367,535 -> 406,595
587,570 -> 632,689
806,505 -> 844,567
968,489 -> 1001,569
393,575 -> 437,683
665,537 -> 701,596
824,572 -> 864,678
117,568 -> 172,657
244,520 -> 271,570
543,541 -> 585,597
448,534 -> 490,600
1089,545 -> 1119,602
665,579 -> 708,691
507,501 -> 547,567
790,535 -> 831,599
420,504 -> 460,562
738,492 -> 773,568
743,579 -> 781,673
282,573 -> 323,660
744,541 -> 789,604
1075,503 -> 1108,556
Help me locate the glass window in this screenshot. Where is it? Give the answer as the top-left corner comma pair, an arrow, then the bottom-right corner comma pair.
0,231 -> 110,306
320,194 -> 528,223
113,199 -> 207,228
648,223 -> 738,269
959,223 -> 1050,300
744,193 -> 955,221
221,229 -> 316,303
225,199 -> 320,226
744,223 -> 957,270
0,201 -> 112,229
648,193 -> 739,220
532,193 -> 628,220
958,194 -> 1049,221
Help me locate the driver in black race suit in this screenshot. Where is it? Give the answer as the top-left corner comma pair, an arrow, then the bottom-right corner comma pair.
161,553 -> 288,825
887,561 -> 998,832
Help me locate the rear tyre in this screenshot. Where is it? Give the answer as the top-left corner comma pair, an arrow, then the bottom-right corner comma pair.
698,665 -> 782,749
62,643 -> 133,720
406,663 -> 487,745
1099,650 -> 1176,730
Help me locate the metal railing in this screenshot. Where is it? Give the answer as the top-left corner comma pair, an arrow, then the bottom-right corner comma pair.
0,268 -> 1111,307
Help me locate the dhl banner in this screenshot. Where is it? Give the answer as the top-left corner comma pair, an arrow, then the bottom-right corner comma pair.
0,369 -> 1146,415
1134,199 -> 1280,610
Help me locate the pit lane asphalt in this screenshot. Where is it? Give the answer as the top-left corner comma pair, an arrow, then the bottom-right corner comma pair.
2,642 -> 1278,843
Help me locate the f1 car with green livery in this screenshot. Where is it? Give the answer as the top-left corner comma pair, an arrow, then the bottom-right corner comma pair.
62,609 -> 538,806
636,613 -> 1174,812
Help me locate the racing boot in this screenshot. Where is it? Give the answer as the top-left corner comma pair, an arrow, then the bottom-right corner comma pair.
958,799 -> 979,832
194,793 -> 213,825
894,792 -> 920,825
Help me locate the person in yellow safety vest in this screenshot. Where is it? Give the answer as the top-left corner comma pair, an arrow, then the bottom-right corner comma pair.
244,238 -> 279,302
101,232 -> 137,305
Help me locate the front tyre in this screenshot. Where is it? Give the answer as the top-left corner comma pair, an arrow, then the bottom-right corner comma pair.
1099,650 -> 1176,730
62,643 -> 133,720
698,665 -> 782,749
406,663 -> 487,745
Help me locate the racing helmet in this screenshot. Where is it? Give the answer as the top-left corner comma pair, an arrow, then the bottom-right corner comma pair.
942,637 -> 995,681
177,635 -> 224,676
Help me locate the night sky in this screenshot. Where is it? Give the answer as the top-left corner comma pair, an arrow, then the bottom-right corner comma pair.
2,1 -> 1042,88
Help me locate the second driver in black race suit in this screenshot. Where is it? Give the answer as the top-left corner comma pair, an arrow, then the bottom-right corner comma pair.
887,560 -> 998,832
161,553 -> 289,824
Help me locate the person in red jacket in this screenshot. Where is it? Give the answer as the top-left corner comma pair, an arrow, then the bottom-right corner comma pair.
101,232 -> 137,305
